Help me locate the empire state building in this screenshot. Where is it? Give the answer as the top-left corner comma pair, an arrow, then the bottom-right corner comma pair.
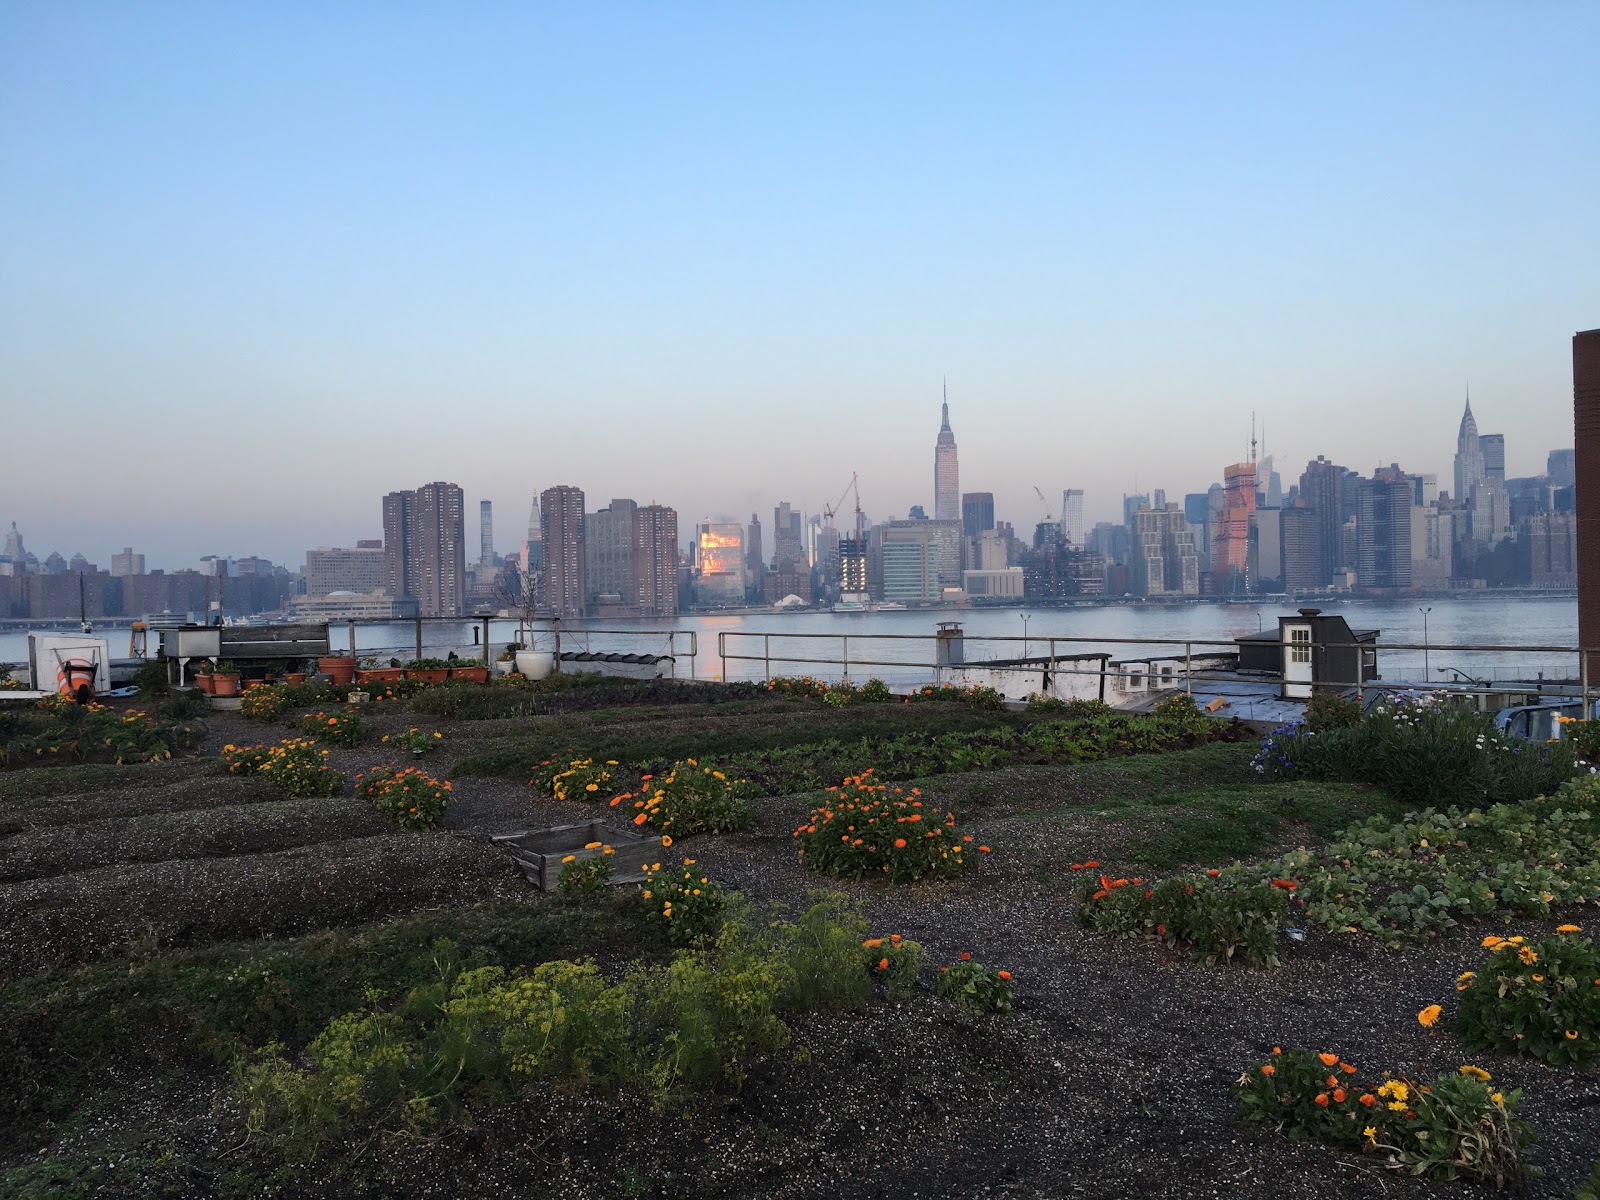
934,398 -> 959,522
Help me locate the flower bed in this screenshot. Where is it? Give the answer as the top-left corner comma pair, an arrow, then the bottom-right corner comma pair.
611,759 -> 755,835
381,727 -> 443,756
1075,773 -> 1600,960
357,765 -> 451,830
1232,1048 -> 1533,1187
303,710 -> 364,748
221,738 -> 347,797
0,698 -> 202,769
1456,927 -> 1598,1064
793,771 -> 983,883
540,757 -> 616,801
638,858 -> 728,945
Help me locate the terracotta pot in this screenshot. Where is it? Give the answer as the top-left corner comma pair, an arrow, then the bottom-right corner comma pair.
319,656 -> 357,686
213,674 -> 241,697
449,665 -> 490,684
241,679 -> 265,691
195,673 -> 216,695
283,673 -> 307,687
357,668 -> 404,684
405,668 -> 450,684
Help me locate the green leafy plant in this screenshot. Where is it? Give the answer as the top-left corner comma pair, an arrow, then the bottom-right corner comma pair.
1457,927 -> 1598,1064
1305,691 -> 1364,731
240,684 -> 293,721
547,757 -> 617,801
557,851 -> 616,896
1075,868 -> 1290,968
860,677 -> 892,703
381,727 -> 443,756
793,770 -> 982,883
357,765 -> 450,829
1232,1048 -> 1533,1188
934,956 -> 1013,1014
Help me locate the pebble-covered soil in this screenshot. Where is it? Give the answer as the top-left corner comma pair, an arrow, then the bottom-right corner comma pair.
1,694 -> 1596,1199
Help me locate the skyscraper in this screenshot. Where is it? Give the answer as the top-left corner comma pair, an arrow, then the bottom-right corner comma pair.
1062,489 -> 1085,548
772,502 -> 804,570
746,513 -> 764,599
1298,457 -> 1346,587
1127,504 -> 1199,596
411,482 -> 467,617
1213,463 -> 1257,591
634,505 -> 679,617
934,394 -> 959,522
695,523 -> 744,607
586,499 -> 638,608
961,493 -> 995,539
478,501 -> 494,567
1454,395 -> 1485,501
540,485 -> 586,618
382,489 -> 415,599
1356,467 -> 1414,590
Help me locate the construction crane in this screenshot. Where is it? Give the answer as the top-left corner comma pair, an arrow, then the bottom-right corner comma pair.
823,473 -> 865,545
1032,485 -> 1055,522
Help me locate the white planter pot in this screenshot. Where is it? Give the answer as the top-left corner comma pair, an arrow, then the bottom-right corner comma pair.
515,650 -> 555,681
494,658 -> 517,675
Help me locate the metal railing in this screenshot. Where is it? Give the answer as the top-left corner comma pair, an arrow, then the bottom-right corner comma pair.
713,628 -> 1596,710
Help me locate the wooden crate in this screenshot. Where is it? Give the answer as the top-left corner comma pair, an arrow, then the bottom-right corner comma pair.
492,820 -> 661,890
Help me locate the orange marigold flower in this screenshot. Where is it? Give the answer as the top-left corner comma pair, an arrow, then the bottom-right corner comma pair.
633,813 -> 649,826
1359,1093 -> 1375,1107
1313,1093 -> 1329,1108
1318,1053 -> 1339,1067
894,838 -> 907,849
1417,1005 -> 1442,1028
996,970 -> 1011,981
877,958 -> 889,971
979,845 -> 992,854
1260,1063 -> 1275,1076
1333,1088 -> 1347,1103
960,952 -> 971,961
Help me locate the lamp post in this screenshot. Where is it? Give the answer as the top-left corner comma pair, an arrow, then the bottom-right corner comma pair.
1021,612 -> 1031,658
1418,606 -> 1432,682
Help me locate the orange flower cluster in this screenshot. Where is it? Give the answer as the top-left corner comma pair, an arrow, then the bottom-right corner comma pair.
357,764 -> 451,829
792,771 -> 976,883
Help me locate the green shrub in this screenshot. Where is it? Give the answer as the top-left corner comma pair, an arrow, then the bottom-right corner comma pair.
134,659 -> 169,695
934,957 -> 1013,1014
1457,928 -> 1599,1064
793,771 -> 979,883
860,677 -> 892,703
1232,1048 -> 1533,1187
1565,718 -> 1600,769
617,759 -> 755,835
863,933 -> 926,1002
1305,692 -> 1363,731
639,859 -> 730,945
557,855 -> 615,896
160,688 -> 209,721
1255,697 -> 1579,806
780,893 -> 873,1010
381,727 -> 443,756
548,757 -> 616,801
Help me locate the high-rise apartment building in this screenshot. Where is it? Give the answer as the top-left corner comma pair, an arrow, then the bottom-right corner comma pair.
1213,463 -> 1256,591
934,399 -> 959,522
382,483 -> 466,616
634,504 -> 678,617
1062,489 -> 1085,548
540,485 -> 587,618
1127,504 -> 1199,596
1280,506 -> 1321,593
961,493 -> 995,539
1548,447 -> 1577,489
382,490 -> 415,599
411,482 -> 467,617
745,513 -> 764,599
110,547 -> 145,577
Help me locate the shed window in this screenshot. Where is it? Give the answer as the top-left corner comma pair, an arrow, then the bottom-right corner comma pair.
1289,627 -> 1311,664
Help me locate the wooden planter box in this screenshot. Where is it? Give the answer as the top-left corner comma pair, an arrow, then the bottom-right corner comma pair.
492,821 -> 659,891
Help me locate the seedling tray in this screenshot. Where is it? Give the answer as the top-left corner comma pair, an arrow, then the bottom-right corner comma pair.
492,820 -> 659,890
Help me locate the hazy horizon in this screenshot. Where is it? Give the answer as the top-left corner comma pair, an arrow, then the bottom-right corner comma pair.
3,2 -> 1595,568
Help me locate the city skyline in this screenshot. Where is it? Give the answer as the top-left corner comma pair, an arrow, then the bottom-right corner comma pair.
2,5 -> 1595,563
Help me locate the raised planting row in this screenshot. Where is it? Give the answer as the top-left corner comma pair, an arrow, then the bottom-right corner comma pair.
1075,771 -> 1600,966
223,738 -> 453,830
0,694 -> 205,770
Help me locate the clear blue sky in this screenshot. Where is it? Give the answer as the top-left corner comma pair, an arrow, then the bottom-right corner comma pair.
2,2 -> 1595,567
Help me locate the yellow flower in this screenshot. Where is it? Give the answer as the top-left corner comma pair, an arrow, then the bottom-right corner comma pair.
1556,924 -> 1581,933
1456,971 -> 1475,983
560,855 -> 576,863
1363,1126 -> 1377,1143
1417,1005 -> 1442,1028
584,841 -> 602,850
1518,946 -> 1538,965
661,835 -> 672,847
1480,935 -> 1503,949
1490,1091 -> 1504,1106
1387,1100 -> 1407,1112
1458,1065 -> 1490,1082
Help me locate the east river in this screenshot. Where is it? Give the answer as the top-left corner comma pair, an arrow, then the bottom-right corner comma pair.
7,595 -> 1578,689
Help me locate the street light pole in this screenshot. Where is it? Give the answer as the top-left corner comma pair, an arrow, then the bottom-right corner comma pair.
1418,606 -> 1432,682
